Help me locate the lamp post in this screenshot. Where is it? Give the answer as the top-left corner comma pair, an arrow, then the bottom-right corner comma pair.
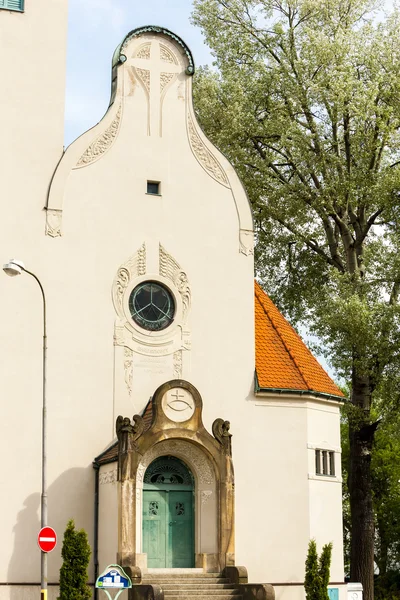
3,259 -> 48,600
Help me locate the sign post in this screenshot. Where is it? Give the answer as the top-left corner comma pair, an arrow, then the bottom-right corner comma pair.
96,564 -> 132,600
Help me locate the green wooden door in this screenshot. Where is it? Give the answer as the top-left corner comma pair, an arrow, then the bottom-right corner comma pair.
143,489 -> 194,567
169,491 -> 194,567
143,491 -> 167,568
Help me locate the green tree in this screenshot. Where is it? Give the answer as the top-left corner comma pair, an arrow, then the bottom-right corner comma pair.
342,404 -> 400,597
191,2 -> 400,598
58,519 -> 91,600
305,540 -> 333,600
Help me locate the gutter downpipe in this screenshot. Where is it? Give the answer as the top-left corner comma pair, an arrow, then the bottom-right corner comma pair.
93,461 -> 100,600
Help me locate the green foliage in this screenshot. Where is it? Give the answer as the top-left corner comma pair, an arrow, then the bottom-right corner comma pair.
304,540 -> 333,600
342,404 -> 400,595
58,519 -> 91,600
191,0 -> 400,386
191,1 -> 400,596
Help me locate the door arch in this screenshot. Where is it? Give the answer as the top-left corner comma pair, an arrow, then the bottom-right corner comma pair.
142,456 -> 194,568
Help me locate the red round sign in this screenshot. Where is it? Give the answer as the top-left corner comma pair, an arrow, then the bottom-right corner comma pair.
38,527 -> 57,553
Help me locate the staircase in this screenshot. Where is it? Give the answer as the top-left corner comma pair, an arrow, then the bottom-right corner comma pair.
142,570 -> 243,600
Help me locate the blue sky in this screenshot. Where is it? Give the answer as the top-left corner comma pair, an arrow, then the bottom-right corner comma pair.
65,0 -> 395,146
65,0 -> 212,146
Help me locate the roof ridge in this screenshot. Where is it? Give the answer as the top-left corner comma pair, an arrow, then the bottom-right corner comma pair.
255,285 -> 311,391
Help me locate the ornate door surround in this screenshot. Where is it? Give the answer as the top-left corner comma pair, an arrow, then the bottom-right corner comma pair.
116,380 -> 235,574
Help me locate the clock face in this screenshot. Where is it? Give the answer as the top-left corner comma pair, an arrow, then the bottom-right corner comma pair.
129,281 -> 175,331
162,388 -> 195,423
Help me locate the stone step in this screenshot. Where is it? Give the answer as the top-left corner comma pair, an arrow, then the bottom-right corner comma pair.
163,591 -> 241,596
163,596 -> 242,600
143,573 -> 224,579
160,584 -> 237,590
143,579 -> 231,584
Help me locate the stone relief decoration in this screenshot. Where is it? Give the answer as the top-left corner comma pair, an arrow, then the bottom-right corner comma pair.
136,43 -> 151,60
173,350 -> 183,379
201,490 -> 213,505
187,115 -> 230,188
117,26 -> 195,76
112,243 -> 146,318
138,440 -> 214,486
160,43 -> 178,65
124,348 -> 133,396
159,244 -> 191,322
239,229 -> 254,256
160,72 -> 175,95
45,209 -> 62,238
99,468 -> 118,485
116,414 -> 145,480
135,67 -> 151,94
75,105 -> 122,169
212,419 -> 233,456
161,388 -> 195,423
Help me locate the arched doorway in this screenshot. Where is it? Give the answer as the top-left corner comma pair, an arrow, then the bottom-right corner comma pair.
142,456 -> 194,568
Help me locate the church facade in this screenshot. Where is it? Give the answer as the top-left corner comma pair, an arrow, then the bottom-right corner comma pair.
0,3 -> 345,599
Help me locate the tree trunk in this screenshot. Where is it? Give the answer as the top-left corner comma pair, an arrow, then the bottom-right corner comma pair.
348,371 -> 377,600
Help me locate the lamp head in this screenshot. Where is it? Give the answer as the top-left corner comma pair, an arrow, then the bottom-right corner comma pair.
3,259 -> 25,277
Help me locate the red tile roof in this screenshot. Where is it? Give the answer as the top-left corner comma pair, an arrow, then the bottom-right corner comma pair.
255,281 -> 344,399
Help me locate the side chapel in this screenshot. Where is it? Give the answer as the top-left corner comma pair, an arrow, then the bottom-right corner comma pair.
0,4 -> 345,599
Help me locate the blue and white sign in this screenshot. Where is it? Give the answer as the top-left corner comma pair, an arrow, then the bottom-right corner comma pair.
96,565 -> 132,600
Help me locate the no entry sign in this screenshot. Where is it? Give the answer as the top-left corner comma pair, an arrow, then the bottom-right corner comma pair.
38,527 -> 57,553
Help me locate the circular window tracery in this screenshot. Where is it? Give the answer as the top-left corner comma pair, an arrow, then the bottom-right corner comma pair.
129,281 -> 175,331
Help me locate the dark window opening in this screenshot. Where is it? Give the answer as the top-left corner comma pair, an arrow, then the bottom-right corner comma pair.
147,181 -> 160,195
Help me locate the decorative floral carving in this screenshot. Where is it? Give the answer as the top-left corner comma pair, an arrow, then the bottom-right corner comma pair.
187,115 -> 230,187
112,243 -> 146,319
160,44 -> 178,65
99,469 -> 117,485
159,244 -> 191,320
76,106 -> 122,168
137,464 -> 146,483
239,229 -> 255,256
149,501 -> 159,516
124,348 -> 133,396
136,68 -> 150,94
136,43 -> 151,60
138,440 -> 214,486
201,491 -> 212,505
114,326 -> 126,346
45,210 -> 62,238
160,72 -> 175,94
173,351 -> 183,379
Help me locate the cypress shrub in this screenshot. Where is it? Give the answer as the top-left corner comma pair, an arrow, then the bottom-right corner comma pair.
58,519 -> 92,600
305,539 -> 333,600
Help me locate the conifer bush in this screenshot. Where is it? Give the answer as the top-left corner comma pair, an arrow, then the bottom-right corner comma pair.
58,519 -> 92,600
305,540 -> 333,600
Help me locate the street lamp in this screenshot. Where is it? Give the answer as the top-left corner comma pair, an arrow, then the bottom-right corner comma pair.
3,259 -> 48,600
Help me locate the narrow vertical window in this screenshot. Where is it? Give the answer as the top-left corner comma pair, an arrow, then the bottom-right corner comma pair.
322,451 -> 328,475
329,451 -> 335,476
315,450 -> 321,475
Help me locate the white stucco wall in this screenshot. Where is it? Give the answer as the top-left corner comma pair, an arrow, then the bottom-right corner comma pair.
98,463 -> 118,572
0,21 -> 344,600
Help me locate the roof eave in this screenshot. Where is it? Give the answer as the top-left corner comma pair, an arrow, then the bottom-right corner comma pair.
255,386 -> 346,403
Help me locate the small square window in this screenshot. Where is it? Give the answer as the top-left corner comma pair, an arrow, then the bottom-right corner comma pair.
147,181 -> 160,195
